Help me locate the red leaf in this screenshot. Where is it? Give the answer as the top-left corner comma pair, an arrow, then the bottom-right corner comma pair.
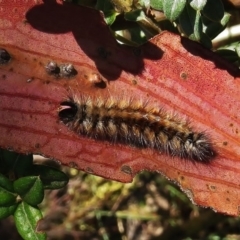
1,0 -> 240,215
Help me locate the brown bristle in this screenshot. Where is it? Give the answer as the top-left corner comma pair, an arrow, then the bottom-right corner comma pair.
58,96 -> 216,163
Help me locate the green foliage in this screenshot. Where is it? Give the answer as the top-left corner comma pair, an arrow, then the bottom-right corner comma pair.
14,176 -> 44,206
216,41 -> 240,67
0,149 -> 69,240
14,202 -> 46,240
75,0 -> 240,67
76,0 -> 229,47
162,0 -> 187,21
37,170 -> 240,239
30,165 -> 69,189
0,174 -> 17,205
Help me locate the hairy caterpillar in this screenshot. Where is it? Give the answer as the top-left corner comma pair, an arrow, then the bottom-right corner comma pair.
58,96 -> 215,163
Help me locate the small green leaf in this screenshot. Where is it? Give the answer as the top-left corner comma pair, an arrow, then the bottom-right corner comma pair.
0,149 -> 21,174
96,0 -> 118,25
163,0 -> 186,21
215,49 -> 240,63
116,27 -> 147,46
13,154 -> 33,176
14,176 -> 44,206
0,173 -> 14,191
204,13 -> 231,39
31,165 -> 69,189
199,32 -> 212,49
0,173 -> 16,206
1,149 -> 33,176
179,4 -> 208,44
201,0 -> 224,22
235,42 -> 240,57
189,11 -> 202,41
1,149 -> 19,165
96,0 -> 113,11
0,190 -> 16,206
0,204 -> 18,220
14,202 -> 46,240
189,0 -> 207,11
150,0 -> 163,10
178,4 -> 197,36
104,11 -> 118,25
137,0 -> 150,8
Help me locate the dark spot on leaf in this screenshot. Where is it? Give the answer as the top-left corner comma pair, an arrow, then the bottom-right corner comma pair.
180,72 -> 188,80
180,176 -> 185,181
209,185 -> 216,191
35,143 -> 40,148
68,162 -> 78,169
0,49 -> 11,64
86,167 -> 94,173
59,63 -> 77,78
45,61 -> 60,75
121,165 -> 132,175
132,79 -> 137,85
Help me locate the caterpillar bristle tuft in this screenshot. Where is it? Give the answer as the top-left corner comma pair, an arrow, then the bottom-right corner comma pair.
58,95 -> 216,163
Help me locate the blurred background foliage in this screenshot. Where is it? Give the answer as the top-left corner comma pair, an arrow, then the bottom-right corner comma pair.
39,168 -> 240,240
74,0 -> 240,67
1,0 -> 240,239
18,164 -> 240,239
2,157 -> 240,240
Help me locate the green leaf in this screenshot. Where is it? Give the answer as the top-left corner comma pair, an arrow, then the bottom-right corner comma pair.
163,0 -> 186,21
14,176 -> 44,206
189,0 -> 207,11
115,27 -> 147,46
96,0 -> 113,11
178,4 -> 212,47
31,165 -> 69,189
179,4 -> 199,38
0,190 -> 16,206
104,11 -> 118,25
235,42 -> 240,57
203,13 -> 231,39
217,41 -> 240,52
215,49 -> 240,63
124,9 -> 160,39
189,10 -> 202,41
0,173 -> 17,206
1,149 -> 19,165
0,173 -> 14,192
0,204 -> 18,220
1,149 -> 33,176
96,0 -> 118,25
150,0 -> 163,10
137,0 -> 151,9
201,0 -> 224,22
13,154 -> 33,176
198,32 -> 212,49
0,149 -> 23,174
14,202 -> 46,240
